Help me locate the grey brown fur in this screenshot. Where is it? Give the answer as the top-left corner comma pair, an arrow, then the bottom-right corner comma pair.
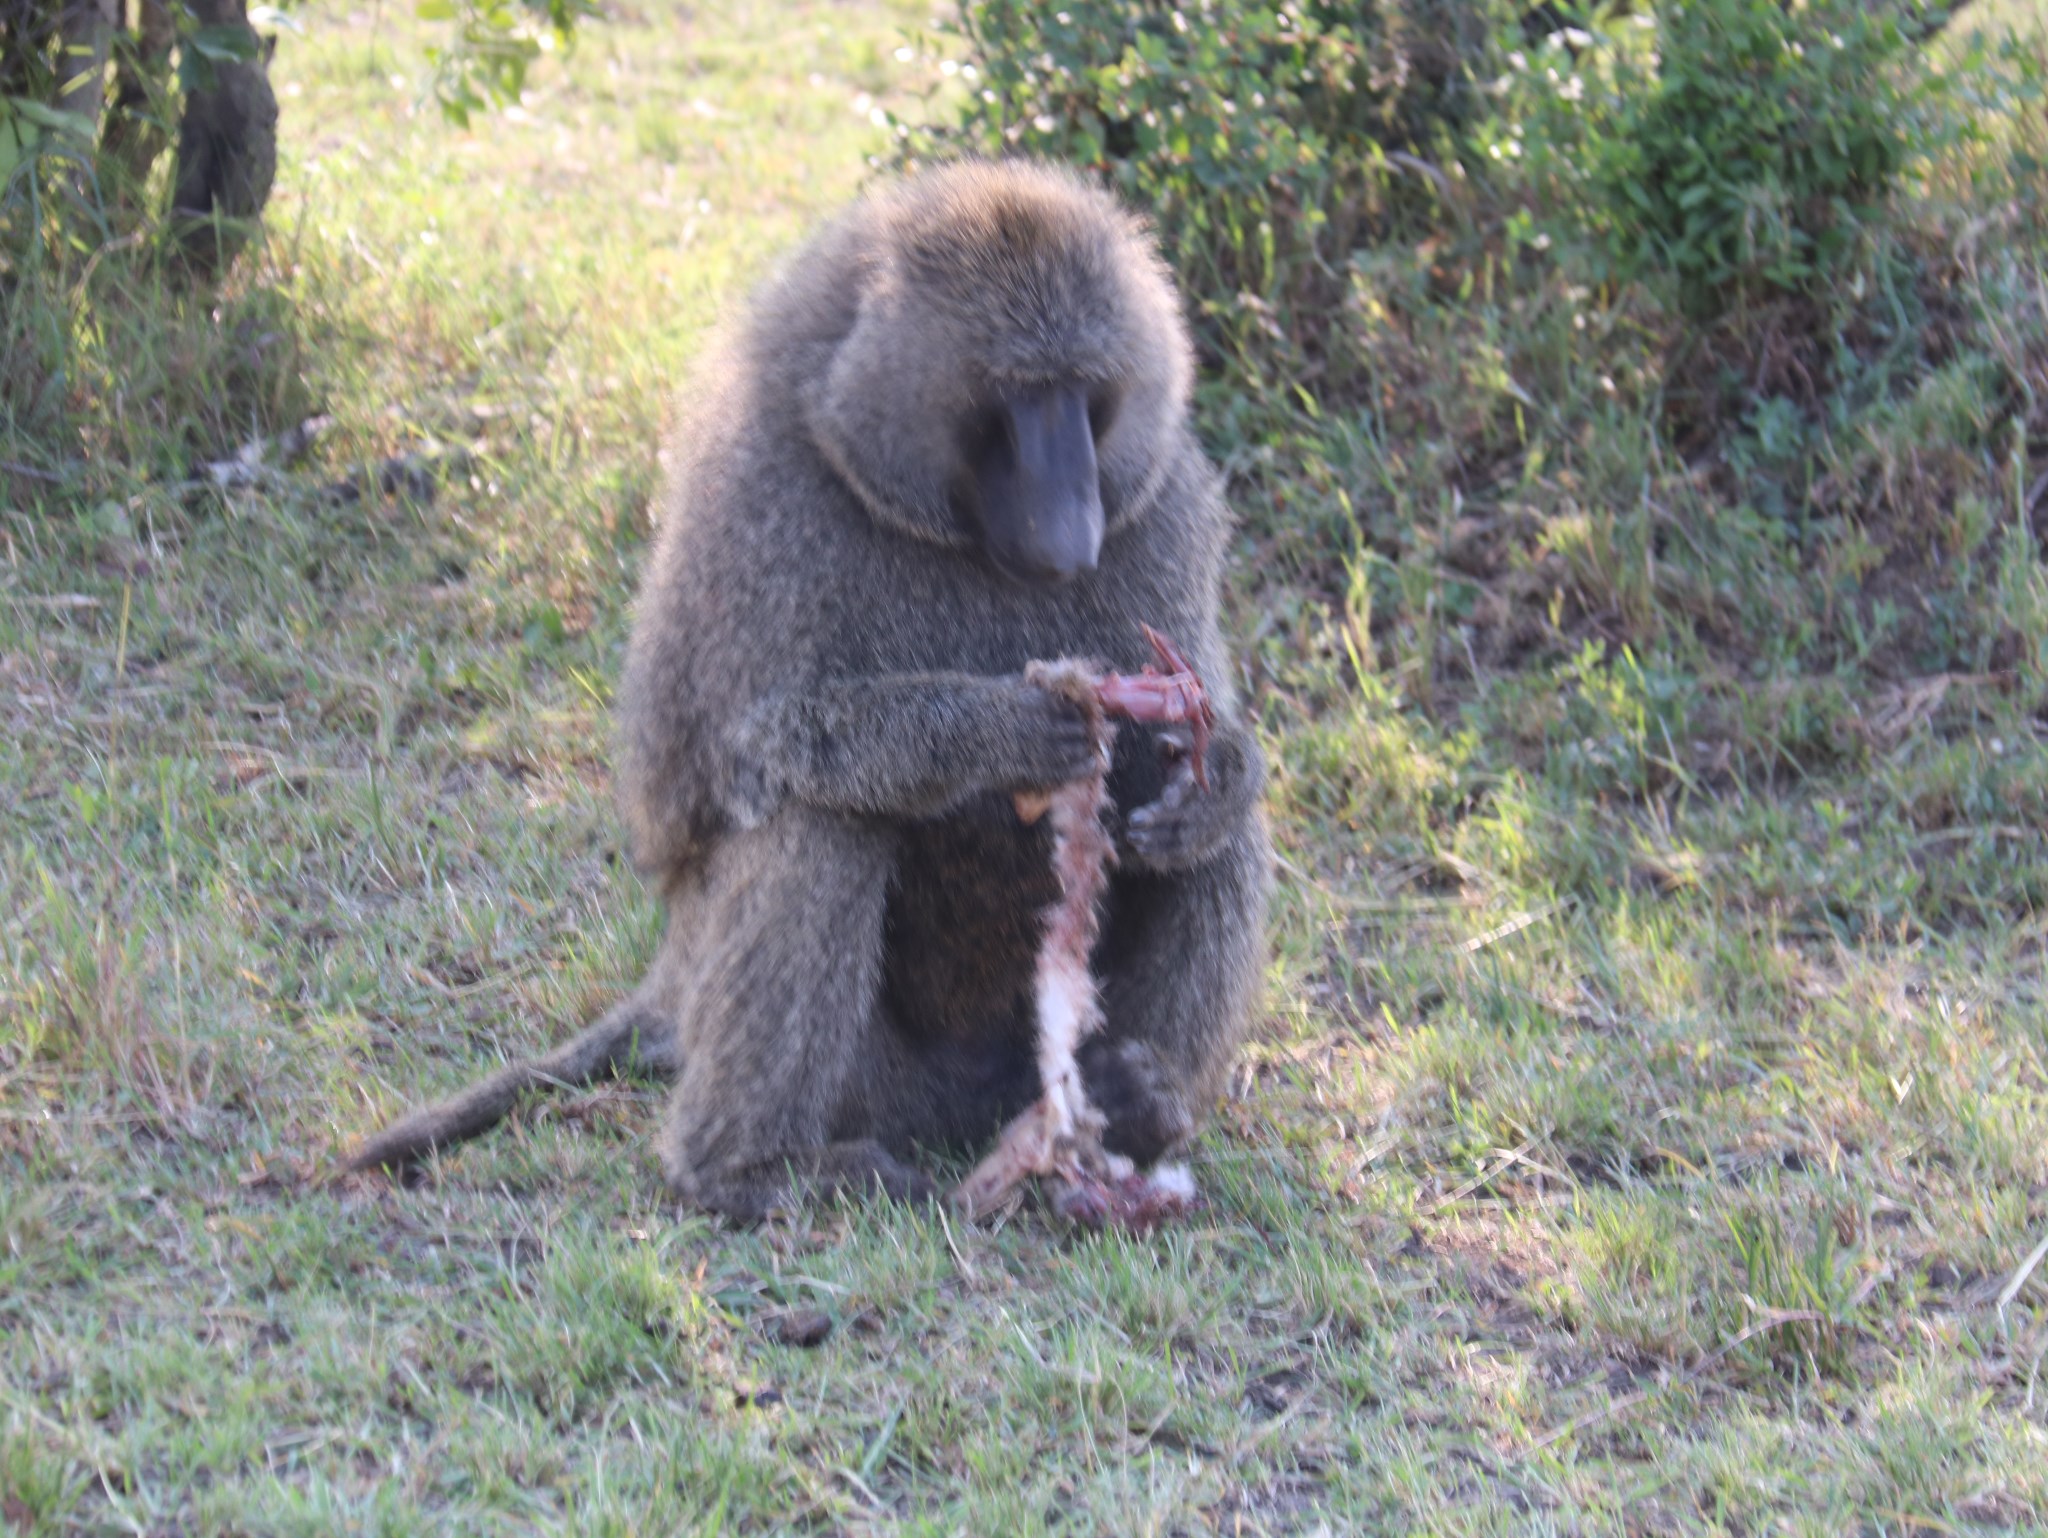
345,161 -> 1271,1220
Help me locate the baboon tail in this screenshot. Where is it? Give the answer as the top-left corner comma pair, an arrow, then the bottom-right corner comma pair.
340,996 -> 678,1176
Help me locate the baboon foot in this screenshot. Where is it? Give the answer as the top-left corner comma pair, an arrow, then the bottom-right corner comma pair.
666,1139 -> 939,1224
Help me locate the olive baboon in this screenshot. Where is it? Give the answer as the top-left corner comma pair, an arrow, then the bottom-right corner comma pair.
347,160 -> 1272,1221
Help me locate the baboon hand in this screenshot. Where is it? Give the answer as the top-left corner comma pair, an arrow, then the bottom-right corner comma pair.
1120,727 -> 1232,868
1000,681 -> 1101,790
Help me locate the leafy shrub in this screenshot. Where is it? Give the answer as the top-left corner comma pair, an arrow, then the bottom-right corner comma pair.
1504,0 -> 1971,320
416,0 -> 595,126
909,0 -> 1513,389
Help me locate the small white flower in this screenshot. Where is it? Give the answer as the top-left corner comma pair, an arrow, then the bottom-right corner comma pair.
1033,113 -> 1057,132
894,45 -> 914,62
1507,50 -> 1527,71
940,59 -> 958,76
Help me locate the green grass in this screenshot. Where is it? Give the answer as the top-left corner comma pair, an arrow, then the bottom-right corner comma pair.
3,0 -> 2047,1532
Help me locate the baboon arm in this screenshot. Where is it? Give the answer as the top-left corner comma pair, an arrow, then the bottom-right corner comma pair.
724,671 -> 1094,825
1088,827 -> 1271,1160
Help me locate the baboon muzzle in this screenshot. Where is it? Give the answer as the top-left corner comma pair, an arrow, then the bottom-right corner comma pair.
973,384 -> 1105,585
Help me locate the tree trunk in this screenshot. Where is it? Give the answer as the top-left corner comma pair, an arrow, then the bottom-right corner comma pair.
169,0 -> 278,273
101,0 -> 175,199
55,0 -> 118,131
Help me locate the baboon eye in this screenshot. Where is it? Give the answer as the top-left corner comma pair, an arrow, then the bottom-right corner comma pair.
961,404 -> 1011,467
1088,389 -> 1122,441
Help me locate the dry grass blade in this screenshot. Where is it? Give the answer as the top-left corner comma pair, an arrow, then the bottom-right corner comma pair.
1997,1232 -> 2048,1316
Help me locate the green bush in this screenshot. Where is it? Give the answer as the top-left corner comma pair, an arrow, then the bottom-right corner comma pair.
923,0 -> 2048,719
1504,0 -> 1965,319
909,0 -> 1513,388
416,0 -> 596,126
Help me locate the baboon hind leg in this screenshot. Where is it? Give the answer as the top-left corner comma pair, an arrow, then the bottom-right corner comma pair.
658,808 -> 941,1222
342,991 -> 680,1177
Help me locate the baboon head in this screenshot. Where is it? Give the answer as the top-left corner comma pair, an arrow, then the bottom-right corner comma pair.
802,160 -> 1195,585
